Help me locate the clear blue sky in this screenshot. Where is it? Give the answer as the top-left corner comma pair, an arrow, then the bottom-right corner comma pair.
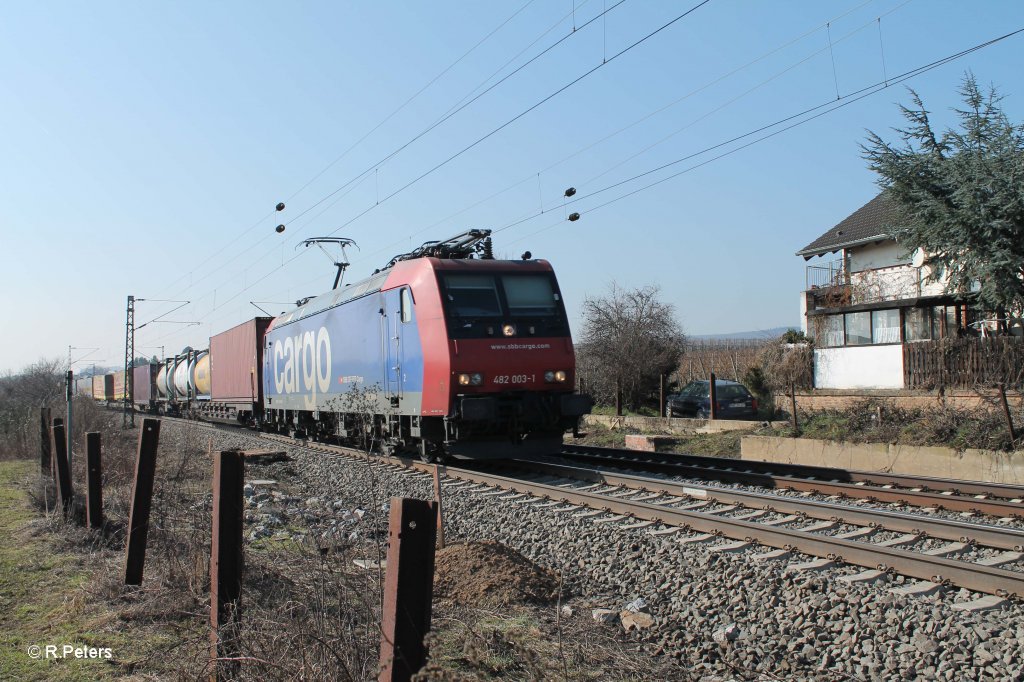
2,1 -> 1022,373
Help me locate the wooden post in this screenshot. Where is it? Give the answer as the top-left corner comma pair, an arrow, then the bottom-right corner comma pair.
51,423 -> 73,517
50,417 -> 63,488
65,370 -> 73,473
86,433 -> 103,530
659,374 -> 666,419
614,377 -> 622,417
998,383 -> 1017,448
379,498 -> 437,682
432,464 -> 445,549
40,407 -> 51,478
790,382 -> 799,434
124,418 -> 161,585
708,372 -> 718,420
210,450 -> 245,681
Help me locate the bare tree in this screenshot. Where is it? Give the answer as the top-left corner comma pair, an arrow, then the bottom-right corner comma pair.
576,284 -> 685,412
0,358 -> 65,459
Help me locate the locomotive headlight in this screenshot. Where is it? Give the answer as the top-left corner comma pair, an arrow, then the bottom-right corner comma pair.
502,323 -> 516,337
457,372 -> 484,386
554,370 -> 567,382
545,370 -> 568,383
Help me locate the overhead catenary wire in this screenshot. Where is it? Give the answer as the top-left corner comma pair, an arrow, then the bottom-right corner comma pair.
336,0 -> 883,274
503,26 -> 1024,245
149,0 -> 710,338
143,12 -> 1021,355
150,0 -> 540,300
277,0 -> 626,232
168,0 -> 908,337
311,0 -> 712,242
575,1 -> 913,190
151,0 -> 614,309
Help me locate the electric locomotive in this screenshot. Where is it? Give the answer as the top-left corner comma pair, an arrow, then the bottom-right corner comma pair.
261,230 -> 592,459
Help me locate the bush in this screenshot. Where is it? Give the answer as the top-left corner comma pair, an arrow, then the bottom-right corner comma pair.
798,400 -> 1018,451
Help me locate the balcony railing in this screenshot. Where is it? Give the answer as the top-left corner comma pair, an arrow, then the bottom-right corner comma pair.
805,259 -> 846,290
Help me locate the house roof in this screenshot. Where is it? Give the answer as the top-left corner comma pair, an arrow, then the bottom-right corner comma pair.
796,193 -> 902,260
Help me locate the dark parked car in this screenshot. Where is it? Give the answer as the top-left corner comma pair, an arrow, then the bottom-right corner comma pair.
666,379 -> 758,419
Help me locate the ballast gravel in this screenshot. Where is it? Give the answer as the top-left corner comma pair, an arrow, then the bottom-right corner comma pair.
183,424 -> 1024,681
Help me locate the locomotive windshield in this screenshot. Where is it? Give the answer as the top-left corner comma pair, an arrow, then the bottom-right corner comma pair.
444,275 -> 503,317
502,275 -> 557,315
440,272 -> 568,338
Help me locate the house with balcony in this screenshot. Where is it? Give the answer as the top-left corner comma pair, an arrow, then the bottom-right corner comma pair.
797,193 -> 983,389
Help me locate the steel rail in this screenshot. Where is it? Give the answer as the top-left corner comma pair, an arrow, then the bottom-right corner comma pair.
250,431 -> 1024,596
406,461 -> 1024,598
559,444 -> 1024,516
504,460 -> 1024,551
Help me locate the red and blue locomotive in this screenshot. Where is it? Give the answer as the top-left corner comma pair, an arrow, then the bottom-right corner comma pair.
261,230 -> 592,459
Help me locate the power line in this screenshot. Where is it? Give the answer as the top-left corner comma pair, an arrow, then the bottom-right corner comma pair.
328,0 -> 884,277
506,26 -> 1024,244
312,0 -> 712,242
576,0 -> 913,190
154,1 -> 709,331
283,0 -> 541,206
151,1 -> 539,300
152,1 -> 611,309
279,0 -> 628,231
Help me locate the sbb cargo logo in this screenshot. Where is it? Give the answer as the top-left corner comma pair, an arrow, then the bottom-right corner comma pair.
272,327 -> 332,407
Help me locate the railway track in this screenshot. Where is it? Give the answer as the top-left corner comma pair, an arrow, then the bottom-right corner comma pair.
250,431 -> 1024,602
557,443 -> 1024,518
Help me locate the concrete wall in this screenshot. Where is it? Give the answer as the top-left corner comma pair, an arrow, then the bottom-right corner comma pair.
813,345 -> 903,389
742,435 -> 1024,485
779,389 -> 1024,413
848,241 -> 910,272
583,414 -> 773,435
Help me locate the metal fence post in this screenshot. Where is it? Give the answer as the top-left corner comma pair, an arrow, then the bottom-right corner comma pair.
790,382 -> 800,434
659,373 -> 666,419
432,464 -> 445,549
998,383 -> 1017,448
86,432 -> 103,530
40,407 -> 51,478
379,498 -> 437,682
709,372 -> 718,420
210,450 -> 245,681
51,422 -> 73,517
124,418 -> 161,585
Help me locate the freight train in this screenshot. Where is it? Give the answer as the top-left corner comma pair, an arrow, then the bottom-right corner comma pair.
90,230 -> 592,460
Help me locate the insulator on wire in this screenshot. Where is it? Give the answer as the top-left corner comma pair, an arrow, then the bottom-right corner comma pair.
568,212 -> 580,222
276,224 -> 286,233
521,251 -> 532,260
276,202 -> 286,211
482,237 -> 494,259
564,187 -> 576,198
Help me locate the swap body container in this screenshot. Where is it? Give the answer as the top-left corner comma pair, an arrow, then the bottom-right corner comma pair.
111,372 -> 126,401
133,363 -> 160,406
207,317 -> 272,423
91,375 -> 108,400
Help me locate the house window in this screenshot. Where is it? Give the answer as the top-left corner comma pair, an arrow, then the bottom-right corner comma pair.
818,309 -> 903,347
872,309 -> 901,344
818,315 -> 844,347
904,308 -> 930,342
845,312 -> 871,345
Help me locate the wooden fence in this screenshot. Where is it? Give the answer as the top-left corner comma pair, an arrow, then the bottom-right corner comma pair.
677,339 -> 770,384
903,337 -> 1024,390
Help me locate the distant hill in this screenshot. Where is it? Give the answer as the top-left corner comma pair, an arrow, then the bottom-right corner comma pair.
690,326 -> 797,341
